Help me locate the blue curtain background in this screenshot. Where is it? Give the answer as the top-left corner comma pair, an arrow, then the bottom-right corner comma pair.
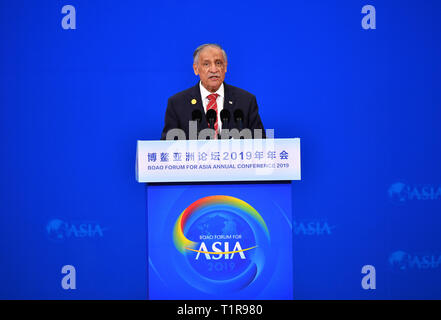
1,0 -> 440,299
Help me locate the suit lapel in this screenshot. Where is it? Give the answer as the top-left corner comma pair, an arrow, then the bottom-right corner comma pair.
222,82 -> 235,129
187,82 -> 208,130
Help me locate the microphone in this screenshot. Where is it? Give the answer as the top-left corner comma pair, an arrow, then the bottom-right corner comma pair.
233,109 -> 244,130
192,109 -> 202,124
206,109 -> 217,130
220,109 -> 230,128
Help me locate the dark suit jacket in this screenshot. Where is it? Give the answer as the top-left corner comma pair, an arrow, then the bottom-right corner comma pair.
160,82 -> 265,140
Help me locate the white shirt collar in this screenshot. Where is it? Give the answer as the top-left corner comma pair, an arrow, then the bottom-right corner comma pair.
199,82 -> 224,100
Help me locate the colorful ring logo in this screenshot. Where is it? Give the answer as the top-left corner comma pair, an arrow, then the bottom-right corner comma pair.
172,195 -> 271,293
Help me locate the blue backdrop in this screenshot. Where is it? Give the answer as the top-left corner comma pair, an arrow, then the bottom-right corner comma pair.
1,0 -> 440,299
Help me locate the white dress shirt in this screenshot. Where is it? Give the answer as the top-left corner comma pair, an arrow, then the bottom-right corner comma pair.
199,82 -> 225,130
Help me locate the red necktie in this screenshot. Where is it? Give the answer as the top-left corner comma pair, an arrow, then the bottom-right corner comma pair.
207,93 -> 219,135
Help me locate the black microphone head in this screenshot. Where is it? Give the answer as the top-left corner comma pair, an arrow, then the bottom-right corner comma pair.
220,109 -> 230,125
206,109 -> 217,122
192,109 -> 202,123
233,109 -> 244,121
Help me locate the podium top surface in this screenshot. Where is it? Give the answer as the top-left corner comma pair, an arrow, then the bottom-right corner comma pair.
136,138 -> 301,183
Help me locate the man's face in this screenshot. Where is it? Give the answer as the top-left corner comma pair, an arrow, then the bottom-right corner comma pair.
193,46 -> 227,93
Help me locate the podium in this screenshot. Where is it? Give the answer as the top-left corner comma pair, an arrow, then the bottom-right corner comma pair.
136,138 -> 301,300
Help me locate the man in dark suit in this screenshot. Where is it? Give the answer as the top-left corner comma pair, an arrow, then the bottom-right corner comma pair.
161,44 -> 265,140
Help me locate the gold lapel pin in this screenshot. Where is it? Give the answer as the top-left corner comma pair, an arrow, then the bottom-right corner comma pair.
229,100 -> 233,104
191,99 -> 197,105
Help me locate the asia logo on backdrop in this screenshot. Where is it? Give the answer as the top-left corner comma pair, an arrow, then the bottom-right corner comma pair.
293,219 -> 336,236
389,250 -> 441,271
172,195 -> 271,294
46,219 -> 106,241
388,182 -> 441,204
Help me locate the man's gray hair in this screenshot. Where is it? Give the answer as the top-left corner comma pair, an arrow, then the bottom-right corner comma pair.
193,43 -> 228,65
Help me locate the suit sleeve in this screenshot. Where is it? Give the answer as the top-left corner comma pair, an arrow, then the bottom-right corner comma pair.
160,98 -> 179,140
248,95 -> 266,138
